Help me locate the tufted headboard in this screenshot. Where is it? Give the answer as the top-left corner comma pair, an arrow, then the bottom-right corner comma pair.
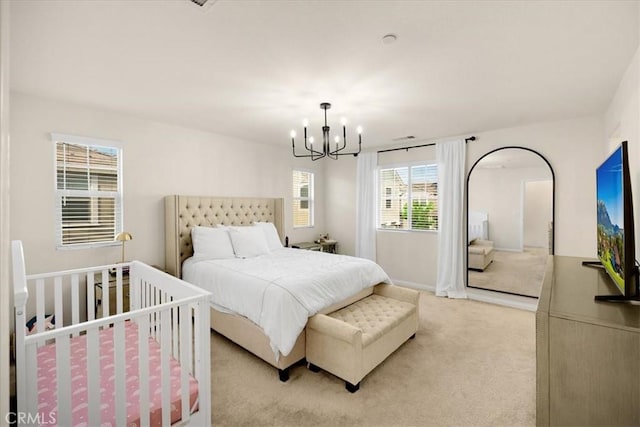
164,195 -> 284,278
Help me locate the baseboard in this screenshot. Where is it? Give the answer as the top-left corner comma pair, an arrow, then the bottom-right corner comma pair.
392,279 -> 435,293
391,278 -> 538,312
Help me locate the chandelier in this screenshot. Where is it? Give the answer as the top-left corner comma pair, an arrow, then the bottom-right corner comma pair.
291,103 -> 362,160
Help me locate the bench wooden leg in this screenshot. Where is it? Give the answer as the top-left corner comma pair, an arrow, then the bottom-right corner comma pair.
278,368 -> 289,382
346,381 -> 360,393
308,363 -> 321,372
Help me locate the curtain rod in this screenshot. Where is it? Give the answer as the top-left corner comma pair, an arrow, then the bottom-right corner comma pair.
377,136 -> 476,154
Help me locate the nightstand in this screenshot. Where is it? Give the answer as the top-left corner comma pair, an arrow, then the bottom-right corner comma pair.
291,242 -> 321,251
292,241 -> 338,253
320,240 -> 337,253
95,273 -> 130,316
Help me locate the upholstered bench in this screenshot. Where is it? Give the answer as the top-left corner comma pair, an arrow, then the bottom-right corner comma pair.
468,239 -> 494,271
306,284 -> 419,392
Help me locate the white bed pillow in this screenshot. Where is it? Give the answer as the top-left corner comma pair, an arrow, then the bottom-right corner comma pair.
191,226 -> 235,259
228,225 -> 270,258
253,222 -> 283,251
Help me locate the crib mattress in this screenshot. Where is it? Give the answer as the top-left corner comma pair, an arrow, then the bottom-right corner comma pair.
36,321 -> 199,427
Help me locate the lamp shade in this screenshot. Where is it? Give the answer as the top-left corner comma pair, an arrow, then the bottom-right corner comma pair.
115,232 -> 133,242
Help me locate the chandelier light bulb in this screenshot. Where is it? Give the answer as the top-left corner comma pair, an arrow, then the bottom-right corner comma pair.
334,136 -> 340,143
357,126 -> 363,134
341,117 -> 347,126
309,136 -> 314,145
290,130 -> 296,138
303,119 -> 309,127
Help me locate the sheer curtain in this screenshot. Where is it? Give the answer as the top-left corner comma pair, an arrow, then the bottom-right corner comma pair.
435,139 -> 467,298
356,152 -> 377,261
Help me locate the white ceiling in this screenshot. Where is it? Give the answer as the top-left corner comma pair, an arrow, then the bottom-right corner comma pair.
10,0 -> 640,149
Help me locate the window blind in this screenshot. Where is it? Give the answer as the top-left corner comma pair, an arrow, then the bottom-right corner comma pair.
54,139 -> 123,248
378,163 -> 438,231
292,169 -> 314,227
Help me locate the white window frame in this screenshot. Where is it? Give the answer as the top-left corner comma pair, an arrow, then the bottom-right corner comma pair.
52,133 -> 124,249
292,168 -> 314,228
377,160 -> 439,232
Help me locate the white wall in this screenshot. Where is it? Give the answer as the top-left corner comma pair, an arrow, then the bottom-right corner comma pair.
524,180 -> 553,249
605,43 -> 640,260
469,165 -> 551,251
1,0 -> 10,420
10,92 -> 325,274
326,115 -> 604,288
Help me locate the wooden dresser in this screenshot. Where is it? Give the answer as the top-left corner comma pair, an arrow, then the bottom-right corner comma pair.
536,256 -> 640,426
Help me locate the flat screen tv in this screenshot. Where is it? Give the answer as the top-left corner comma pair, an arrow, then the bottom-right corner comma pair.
587,141 -> 639,302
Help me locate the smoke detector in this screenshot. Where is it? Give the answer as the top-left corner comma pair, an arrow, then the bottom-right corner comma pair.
189,0 -> 218,11
382,34 -> 398,44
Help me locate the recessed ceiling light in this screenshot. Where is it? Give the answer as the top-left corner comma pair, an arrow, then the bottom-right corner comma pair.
382,34 -> 398,44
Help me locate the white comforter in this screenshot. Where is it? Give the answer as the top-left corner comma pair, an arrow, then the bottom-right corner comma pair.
182,248 -> 391,358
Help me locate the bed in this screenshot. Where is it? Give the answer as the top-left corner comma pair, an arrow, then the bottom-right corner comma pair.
164,195 -> 390,380
468,210 -> 489,243
12,240 -> 211,426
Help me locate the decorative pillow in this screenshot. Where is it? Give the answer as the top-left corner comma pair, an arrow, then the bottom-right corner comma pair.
228,225 -> 270,258
254,222 -> 283,251
191,226 -> 235,259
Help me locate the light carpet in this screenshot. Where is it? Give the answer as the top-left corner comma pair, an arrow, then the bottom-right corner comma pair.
468,247 -> 548,298
210,291 -> 535,426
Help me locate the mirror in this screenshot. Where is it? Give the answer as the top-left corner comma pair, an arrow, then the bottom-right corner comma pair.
466,147 -> 554,298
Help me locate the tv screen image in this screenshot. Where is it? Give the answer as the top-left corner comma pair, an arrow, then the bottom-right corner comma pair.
596,145 -> 626,294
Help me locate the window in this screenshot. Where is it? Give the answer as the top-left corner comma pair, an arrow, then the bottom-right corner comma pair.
378,163 -> 438,231
53,134 -> 123,248
293,169 -> 314,227
385,187 -> 392,209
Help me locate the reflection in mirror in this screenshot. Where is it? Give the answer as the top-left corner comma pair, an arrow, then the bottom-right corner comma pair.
467,147 -> 554,298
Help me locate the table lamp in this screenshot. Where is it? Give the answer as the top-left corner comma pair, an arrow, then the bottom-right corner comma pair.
115,231 -> 133,263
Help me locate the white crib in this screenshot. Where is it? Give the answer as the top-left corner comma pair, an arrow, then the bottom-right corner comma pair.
12,240 -> 211,426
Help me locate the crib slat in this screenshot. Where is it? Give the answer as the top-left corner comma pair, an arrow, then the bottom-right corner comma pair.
116,269 -> 123,314
56,334 -> 72,427
196,300 -> 211,424
24,343 -> 38,420
87,272 -> 95,321
186,306 -> 194,375
154,287 -> 161,341
71,274 -> 79,330
36,279 -> 45,333
114,321 -> 126,426
172,302 -> 179,359
102,270 -> 110,318
194,303 -> 201,379
54,277 -> 63,329
130,273 -> 138,311
138,315 -> 150,427
161,308 -> 171,426
86,327 -> 101,426
179,306 -> 190,422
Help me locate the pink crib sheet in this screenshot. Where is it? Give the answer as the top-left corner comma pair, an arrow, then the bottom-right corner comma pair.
36,321 -> 199,427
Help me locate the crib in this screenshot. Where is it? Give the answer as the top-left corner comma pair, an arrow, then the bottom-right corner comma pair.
12,240 -> 211,426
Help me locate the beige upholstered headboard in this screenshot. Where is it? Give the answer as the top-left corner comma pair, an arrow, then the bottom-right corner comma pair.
164,195 -> 284,278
